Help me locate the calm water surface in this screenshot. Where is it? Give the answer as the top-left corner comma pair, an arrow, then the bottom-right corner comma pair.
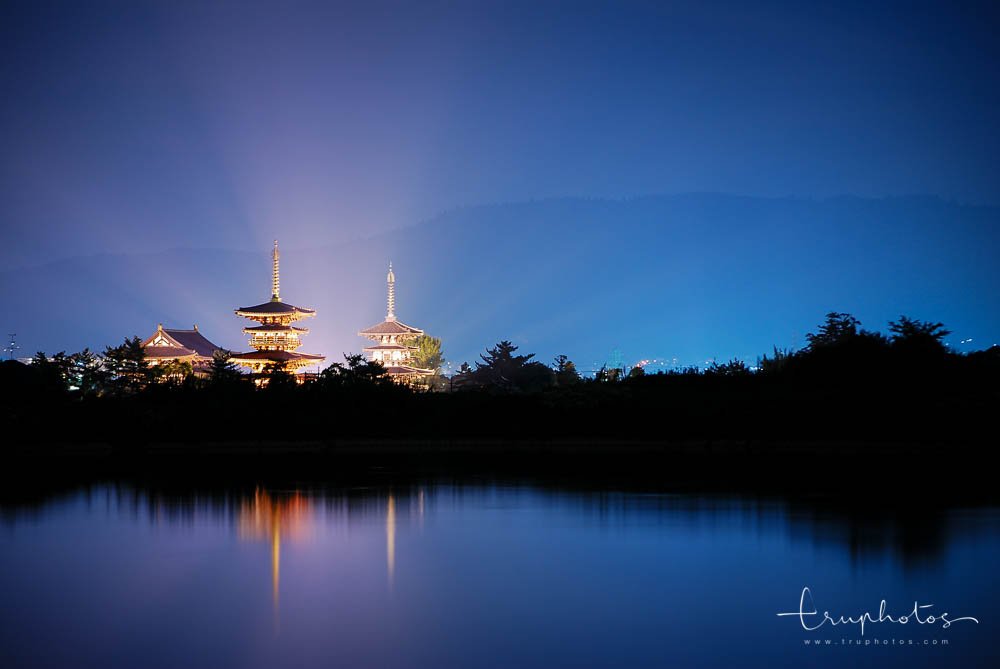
1,479 -> 997,668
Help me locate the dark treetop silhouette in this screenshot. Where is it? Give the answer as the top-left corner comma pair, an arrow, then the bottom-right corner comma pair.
2,312 -> 997,452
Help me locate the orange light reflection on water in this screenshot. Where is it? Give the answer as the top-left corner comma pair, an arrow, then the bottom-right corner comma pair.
237,488 -> 314,627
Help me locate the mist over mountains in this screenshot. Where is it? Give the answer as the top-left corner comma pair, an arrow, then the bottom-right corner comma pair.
4,194 -> 997,370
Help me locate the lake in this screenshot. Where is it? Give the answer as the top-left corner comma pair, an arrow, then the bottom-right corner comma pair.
1,473 -> 996,668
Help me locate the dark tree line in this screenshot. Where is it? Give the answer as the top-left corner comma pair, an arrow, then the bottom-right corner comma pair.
2,312 -> 997,447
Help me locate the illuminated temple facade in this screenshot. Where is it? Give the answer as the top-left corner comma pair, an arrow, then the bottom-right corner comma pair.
141,324 -> 222,373
230,241 -> 325,374
358,263 -> 434,382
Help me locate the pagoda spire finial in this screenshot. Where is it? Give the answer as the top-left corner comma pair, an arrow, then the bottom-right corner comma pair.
386,261 -> 396,321
271,240 -> 280,302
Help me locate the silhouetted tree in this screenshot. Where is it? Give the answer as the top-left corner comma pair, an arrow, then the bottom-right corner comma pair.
474,340 -> 528,389
706,359 -> 750,376
472,341 -> 554,391
628,365 -> 646,378
30,351 -> 71,394
888,316 -> 951,355
102,337 -> 151,394
449,362 -> 475,391
758,347 -> 793,375
786,312 -> 895,391
517,361 -> 556,392
319,354 -> 393,390
208,349 -> 244,387
4,309 -> 998,447
964,345 -> 1000,370
553,355 -> 581,386
0,359 -> 41,404
262,362 -> 297,392
70,348 -> 104,396
805,312 -> 861,349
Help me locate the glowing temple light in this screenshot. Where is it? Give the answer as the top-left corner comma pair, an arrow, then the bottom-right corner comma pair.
230,240 -> 325,375
358,262 -> 435,383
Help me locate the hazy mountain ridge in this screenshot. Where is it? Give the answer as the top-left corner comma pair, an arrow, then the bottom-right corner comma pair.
4,194 -> 997,369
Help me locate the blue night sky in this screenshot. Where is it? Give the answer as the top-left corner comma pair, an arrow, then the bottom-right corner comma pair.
1,1 -> 998,367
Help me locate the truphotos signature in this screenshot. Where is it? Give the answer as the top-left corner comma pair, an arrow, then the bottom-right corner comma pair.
777,587 -> 979,636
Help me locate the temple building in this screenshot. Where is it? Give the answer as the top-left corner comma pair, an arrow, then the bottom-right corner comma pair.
358,263 -> 434,382
230,241 -> 325,374
141,324 -> 222,373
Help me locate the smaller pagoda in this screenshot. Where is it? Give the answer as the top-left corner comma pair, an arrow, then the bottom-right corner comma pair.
358,263 -> 434,382
230,241 -> 325,374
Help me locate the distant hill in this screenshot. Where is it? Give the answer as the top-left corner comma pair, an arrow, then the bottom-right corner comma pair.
3,194 -> 997,370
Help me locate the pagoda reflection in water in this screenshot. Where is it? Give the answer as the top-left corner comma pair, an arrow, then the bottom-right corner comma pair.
237,489 -> 315,615
235,487 -> 412,617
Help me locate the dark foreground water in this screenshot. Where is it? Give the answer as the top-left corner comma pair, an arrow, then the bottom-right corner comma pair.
1,477 -> 997,668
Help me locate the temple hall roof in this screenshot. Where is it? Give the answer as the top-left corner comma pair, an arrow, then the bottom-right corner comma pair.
143,345 -> 198,360
142,325 -> 221,360
162,328 -> 222,357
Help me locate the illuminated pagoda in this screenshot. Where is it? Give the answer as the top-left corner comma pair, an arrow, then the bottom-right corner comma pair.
358,263 -> 433,382
230,240 -> 325,374
141,324 -> 222,373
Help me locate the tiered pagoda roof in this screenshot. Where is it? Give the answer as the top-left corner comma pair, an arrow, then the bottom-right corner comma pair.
242,324 -> 309,333
235,300 -> 315,320
229,350 -> 325,364
358,319 -> 423,336
358,263 -> 434,381
231,241 -> 325,374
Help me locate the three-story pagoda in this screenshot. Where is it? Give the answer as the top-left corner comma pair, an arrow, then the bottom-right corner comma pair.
358,263 -> 434,382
